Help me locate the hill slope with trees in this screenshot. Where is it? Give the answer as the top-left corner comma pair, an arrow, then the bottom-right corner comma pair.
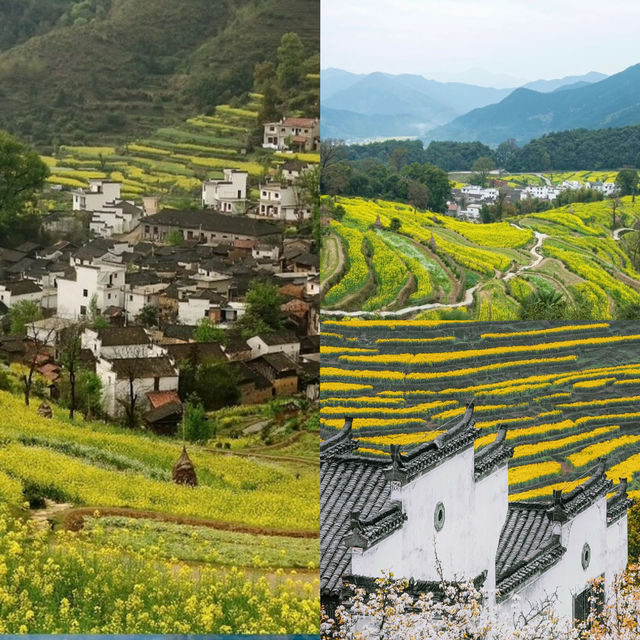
0,0 -> 319,148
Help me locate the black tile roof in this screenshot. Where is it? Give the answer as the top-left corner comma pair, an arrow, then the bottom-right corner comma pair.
253,352 -> 297,373
495,503 -> 563,600
165,342 -> 226,363
474,426 -> 514,480
97,326 -> 150,346
5,279 -> 42,295
321,453 -> 392,597
140,209 -> 282,237
384,402 -> 478,485
254,330 -> 299,346
606,478 -> 634,526
109,356 -> 177,378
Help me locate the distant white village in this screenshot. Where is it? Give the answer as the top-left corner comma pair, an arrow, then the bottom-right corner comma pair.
449,177 -> 618,221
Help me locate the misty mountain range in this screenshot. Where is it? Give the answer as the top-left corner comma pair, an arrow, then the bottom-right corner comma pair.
321,66 -> 640,145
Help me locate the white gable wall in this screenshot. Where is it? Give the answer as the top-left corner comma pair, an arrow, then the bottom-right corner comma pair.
498,496 -> 627,620
352,446 -> 504,589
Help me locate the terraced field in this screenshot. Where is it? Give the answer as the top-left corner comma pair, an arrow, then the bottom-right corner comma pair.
42,94 -> 319,205
320,320 -> 640,504
320,196 -> 640,319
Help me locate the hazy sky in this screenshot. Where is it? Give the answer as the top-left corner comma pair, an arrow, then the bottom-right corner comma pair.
321,0 -> 640,87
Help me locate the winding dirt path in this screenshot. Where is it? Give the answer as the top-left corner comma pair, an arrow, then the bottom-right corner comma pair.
613,227 -> 635,240
503,226 -> 547,282
60,506 -> 318,539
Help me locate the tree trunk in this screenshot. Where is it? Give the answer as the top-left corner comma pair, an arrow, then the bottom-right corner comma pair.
69,367 -> 76,419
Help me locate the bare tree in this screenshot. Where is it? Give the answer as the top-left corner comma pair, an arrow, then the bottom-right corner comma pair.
59,323 -> 85,419
23,320 -> 57,407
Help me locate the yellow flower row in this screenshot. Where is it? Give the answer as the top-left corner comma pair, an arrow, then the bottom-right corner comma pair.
568,434 -> 640,468
340,334 -> 640,365
509,477 -> 588,501
321,382 -> 373,392
406,356 -> 578,381
320,346 -> 379,354
509,461 -> 562,487
476,382 -> 551,397
480,323 -> 610,340
321,367 -> 404,380
320,400 -> 456,415
572,377 -> 615,389
374,337 -> 456,344
557,394 -> 640,409
431,403 -> 523,421
359,431 -> 444,446
321,396 -> 404,405
512,426 -> 618,460
320,418 -> 426,429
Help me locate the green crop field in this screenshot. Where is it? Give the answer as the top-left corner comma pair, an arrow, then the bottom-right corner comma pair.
320,196 -> 640,319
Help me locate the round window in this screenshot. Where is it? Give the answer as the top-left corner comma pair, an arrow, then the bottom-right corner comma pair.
581,543 -> 591,570
434,502 -> 445,532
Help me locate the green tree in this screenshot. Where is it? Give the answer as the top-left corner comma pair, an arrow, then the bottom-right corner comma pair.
181,395 -> 213,443
136,305 -> 159,328
406,180 -> 430,212
179,358 -> 240,412
193,318 -> 226,344
389,217 -> 402,232
0,130 -> 48,246
88,294 -> 107,329
9,300 -> 42,333
166,230 -> 183,246
276,32 -> 305,90
471,156 -> 495,187
519,290 -> 568,321
235,280 -> 284,338
59,323 -> 84,419
616,168 -> 639,198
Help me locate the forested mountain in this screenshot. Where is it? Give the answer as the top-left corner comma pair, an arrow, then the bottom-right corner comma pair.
428,63 -> 640,145
507,125 -> 640,171
0,0 -> 319,147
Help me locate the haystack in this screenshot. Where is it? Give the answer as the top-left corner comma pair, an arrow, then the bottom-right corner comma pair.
172,445 -> 197,486
38,402 -> 53,418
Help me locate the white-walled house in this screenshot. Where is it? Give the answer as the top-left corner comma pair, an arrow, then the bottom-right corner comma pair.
72,180 -> 122,211
96,354 -> 179,418
56,264 -> 126,319
81,325 -> 162,359
178,293 -> 222,326
320,404 -> 632,624
246,332 -> 300,360
262,117 -> 320,152
89,201 -> 143,238
124,282 -> 168,324
0,280 -> 43,309
202,170 -> 248,213
254,183 -> 311,223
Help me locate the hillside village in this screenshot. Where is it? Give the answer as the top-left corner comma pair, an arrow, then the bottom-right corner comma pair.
0,117 -> 320,434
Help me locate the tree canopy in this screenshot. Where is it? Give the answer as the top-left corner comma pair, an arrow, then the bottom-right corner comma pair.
0,130 -> 48,246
